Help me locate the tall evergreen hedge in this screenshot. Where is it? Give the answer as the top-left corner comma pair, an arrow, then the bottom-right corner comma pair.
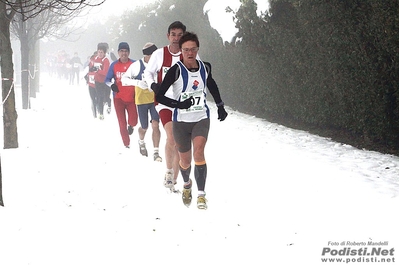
219,0 -> 399,153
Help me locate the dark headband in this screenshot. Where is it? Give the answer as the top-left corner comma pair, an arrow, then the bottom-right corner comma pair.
143,45 -> 157,55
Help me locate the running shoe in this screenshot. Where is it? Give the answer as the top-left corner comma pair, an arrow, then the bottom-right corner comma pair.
197,196 -> 207,210
153,152 -> 162,162
139,141 -> 148,157
182,179 -> 192,207
163,170 -> 174,188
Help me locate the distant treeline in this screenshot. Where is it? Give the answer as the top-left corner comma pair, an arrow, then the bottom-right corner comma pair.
45,0 -> 399,154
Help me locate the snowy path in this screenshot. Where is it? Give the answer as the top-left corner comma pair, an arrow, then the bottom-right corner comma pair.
1,75 -> 398,266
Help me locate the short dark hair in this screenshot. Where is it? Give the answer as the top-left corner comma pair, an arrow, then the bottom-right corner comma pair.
168,21 -> 186,34
179,32 -> 199,48
97,42 -> 108,52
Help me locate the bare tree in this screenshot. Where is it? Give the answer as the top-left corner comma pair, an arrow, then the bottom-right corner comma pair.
11,4 -> 95,106
0,0 -> 104,207
6,0 -> 105,109
0,1 -> 17,207
1,1 -> 18,150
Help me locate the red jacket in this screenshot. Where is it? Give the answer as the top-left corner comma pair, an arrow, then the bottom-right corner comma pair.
93,56 -> 110,83
105,58 -> 135,103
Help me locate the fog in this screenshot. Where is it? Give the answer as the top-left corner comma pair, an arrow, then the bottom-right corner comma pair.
36,0 -> 268,73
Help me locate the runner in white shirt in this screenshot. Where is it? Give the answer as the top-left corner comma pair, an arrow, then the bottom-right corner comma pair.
122,42 -> 161,161
156,32 -> 228,210
144,21 -> 188,191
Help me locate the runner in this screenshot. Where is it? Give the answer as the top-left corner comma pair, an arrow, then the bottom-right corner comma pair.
156,32 -> 228,209
104,42 -> 137,148
121,42 -> 161,158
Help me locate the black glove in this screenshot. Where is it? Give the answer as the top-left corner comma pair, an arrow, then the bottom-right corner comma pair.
177,97 -> 194,109
111,83 -> 119,93
89,66 -> 98,72
151,83 -> 161,94
217,105 -> 228,121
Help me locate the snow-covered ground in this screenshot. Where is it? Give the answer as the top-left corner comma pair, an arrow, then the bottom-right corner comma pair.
1,74 -> 398,265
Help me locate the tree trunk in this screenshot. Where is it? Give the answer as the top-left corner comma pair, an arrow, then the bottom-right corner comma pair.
33,40 -> 40,95
20,25 -> 31,109
1,1 -> 19,206
1,3 -> 19,149
29,40 -> 37,98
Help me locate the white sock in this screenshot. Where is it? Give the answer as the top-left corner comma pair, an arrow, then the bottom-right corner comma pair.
184,179 -> 191,187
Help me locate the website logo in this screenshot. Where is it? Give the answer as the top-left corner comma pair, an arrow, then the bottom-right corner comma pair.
321,240 -> 395,264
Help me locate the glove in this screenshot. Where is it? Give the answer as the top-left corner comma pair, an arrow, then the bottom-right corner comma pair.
111,83 -> 119,93
217,105 -> 228,121
138,80 -> 148,89
89,66 -> 98,72
151,83 -> 161,94
177,97 -> 194,109
84,74 -> 89,83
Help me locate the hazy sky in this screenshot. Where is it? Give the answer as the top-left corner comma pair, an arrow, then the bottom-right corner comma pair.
95,0 -> 269,42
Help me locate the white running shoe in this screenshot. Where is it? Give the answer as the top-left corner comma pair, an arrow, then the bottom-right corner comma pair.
163,171 -> 174,188
153,152 -> 162,162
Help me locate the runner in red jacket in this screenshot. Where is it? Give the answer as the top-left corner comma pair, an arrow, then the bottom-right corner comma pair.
105,42 -> 138,148
91,43 -> 110,120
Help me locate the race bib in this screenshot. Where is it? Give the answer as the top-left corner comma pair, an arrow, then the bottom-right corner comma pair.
89,75 -> 95,83
180,89 -> 204,113
94,62 -> 102,68
161,66 -> 170,80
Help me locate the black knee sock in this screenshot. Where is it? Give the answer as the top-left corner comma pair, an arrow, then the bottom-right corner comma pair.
180,164 -> 191,184
194,163 -> 207,192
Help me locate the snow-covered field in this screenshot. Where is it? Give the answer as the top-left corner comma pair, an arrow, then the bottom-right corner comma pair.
1,74 -> 398,265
